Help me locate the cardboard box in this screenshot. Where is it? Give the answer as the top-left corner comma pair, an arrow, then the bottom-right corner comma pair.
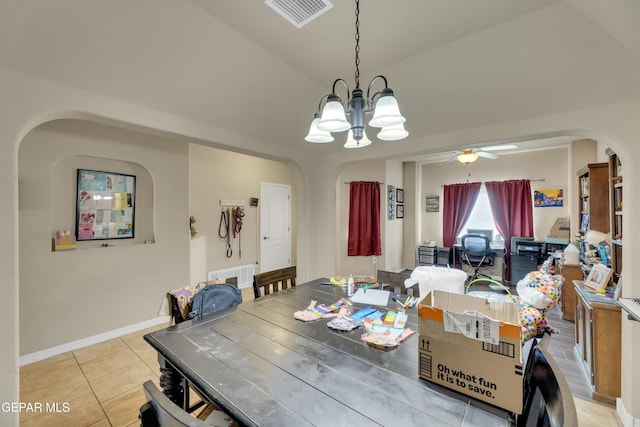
418,291 -> 523,414
547,217 -> 570,239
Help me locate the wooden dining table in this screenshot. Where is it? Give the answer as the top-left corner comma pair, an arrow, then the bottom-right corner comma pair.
144,278 -> 514,426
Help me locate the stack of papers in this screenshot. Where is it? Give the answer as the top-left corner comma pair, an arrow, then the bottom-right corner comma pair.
350,288 -> 390,306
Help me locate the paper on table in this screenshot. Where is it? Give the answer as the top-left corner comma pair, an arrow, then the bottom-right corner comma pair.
350,288 -> 390,306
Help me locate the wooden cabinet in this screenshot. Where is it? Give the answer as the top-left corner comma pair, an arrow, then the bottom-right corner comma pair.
607,149 -> 622,283
574,281 -> 621,404
578,163 -> 609,234
557,260 -> 582,321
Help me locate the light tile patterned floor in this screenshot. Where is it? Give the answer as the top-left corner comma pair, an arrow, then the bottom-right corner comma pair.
19,314 -> 624,426
19,324 -> 164,427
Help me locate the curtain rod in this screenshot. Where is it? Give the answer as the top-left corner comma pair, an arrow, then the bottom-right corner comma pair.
343,181 -> 385,184
441,178 -> 546,187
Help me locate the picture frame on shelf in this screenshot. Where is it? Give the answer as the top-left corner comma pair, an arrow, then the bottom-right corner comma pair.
584,263 -> 612,291
580,213 -> 590,231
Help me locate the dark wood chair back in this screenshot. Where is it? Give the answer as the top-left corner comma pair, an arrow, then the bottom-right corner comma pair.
253,266 -> 297,299
376,269 -> 417,296
517,334 -> 578,427
167,277 -> 238,324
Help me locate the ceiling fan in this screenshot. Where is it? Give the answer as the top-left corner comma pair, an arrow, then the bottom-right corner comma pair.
447,144 -> 518,164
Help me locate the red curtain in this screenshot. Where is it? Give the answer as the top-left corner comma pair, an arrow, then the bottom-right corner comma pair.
348,181 -> 382,256
485,179 -> 534,281
442,182 -> 482,249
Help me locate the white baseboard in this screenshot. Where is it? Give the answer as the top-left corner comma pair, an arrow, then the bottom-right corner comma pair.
617,397 -> 640,427
19,316 -> 170,366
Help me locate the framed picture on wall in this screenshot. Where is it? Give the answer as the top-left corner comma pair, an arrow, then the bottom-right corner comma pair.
396,188 -> 404,203
426,195 -> 439,212
396,204 -> 404,219
76,169 -> 136,241
387,185 -> 395,220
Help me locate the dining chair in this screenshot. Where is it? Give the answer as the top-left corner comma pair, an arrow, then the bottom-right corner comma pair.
167,277 -> 238,324
460,234 -> 494,281
517,334 -> 578,427
252,266 -> 296,298
376,269 -> 417,296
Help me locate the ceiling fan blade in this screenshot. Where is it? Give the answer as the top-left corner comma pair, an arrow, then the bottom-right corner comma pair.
478,151 -> 499,159
447,154 -> 459,163
482,144 -> 518,151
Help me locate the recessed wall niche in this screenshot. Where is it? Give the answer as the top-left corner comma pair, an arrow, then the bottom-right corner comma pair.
53,155 -> 154,248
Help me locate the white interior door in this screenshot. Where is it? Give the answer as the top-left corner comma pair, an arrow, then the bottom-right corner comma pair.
260,182 -> 291,273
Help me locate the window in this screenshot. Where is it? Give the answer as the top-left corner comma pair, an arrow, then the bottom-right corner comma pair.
457,184 -> 502,243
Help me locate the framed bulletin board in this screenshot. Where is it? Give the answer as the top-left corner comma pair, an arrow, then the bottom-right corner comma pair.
76,169 -> 136,241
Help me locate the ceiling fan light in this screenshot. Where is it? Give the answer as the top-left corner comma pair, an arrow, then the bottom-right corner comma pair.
457,152 -> 479,164
344,129 -> 371,148
369,89 -> 405,128
305,115 -> 335,143
318,95 -> 350,132
377,123 -> 409,141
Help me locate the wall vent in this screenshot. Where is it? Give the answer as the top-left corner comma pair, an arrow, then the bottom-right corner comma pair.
265,0 -> 333,28
208,264 -> 255,289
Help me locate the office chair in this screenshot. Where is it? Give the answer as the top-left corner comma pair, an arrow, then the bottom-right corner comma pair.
460,234 -> 494,282
253,266 -> 296,299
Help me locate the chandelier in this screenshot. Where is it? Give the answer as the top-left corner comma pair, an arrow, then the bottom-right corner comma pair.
305,0 -> 408,148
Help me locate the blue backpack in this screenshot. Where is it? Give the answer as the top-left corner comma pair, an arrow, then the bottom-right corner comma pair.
188,284 -> 242,320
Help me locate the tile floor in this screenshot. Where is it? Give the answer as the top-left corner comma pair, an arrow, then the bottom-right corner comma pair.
19,310 -> 624,426
20,324 -> 166,427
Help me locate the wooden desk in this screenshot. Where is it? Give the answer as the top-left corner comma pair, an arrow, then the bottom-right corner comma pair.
144,279 -> 514,426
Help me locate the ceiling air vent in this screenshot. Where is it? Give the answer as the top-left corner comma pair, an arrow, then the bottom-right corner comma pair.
265,0 -> 333,28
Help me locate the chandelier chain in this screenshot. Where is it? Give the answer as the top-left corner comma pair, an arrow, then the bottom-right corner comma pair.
354,0 -> 360,89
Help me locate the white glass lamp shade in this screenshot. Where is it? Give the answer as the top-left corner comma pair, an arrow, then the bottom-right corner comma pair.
457,152 -> 479,164
377,123 -> 409,141
369,90 -> 406,128
317,96 -> 350,132
305,116 -> 334,143
344,129 -> 371,148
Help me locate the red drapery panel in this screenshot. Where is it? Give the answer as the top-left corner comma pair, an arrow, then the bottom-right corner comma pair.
348,181 -> 382,256
442,182 -> 482,249
485,179 -> 534,282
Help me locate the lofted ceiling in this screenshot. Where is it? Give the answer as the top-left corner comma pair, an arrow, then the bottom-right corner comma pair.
1,0 -> 640,158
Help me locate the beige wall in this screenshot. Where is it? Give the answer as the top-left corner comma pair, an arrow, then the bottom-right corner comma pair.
188,143 -> 296,279
19,120 -> 190,355
18,121 -> 297,356
420,146 -> 571,246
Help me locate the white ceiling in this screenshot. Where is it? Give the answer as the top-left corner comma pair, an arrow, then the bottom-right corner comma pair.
1,0 -> 640,157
